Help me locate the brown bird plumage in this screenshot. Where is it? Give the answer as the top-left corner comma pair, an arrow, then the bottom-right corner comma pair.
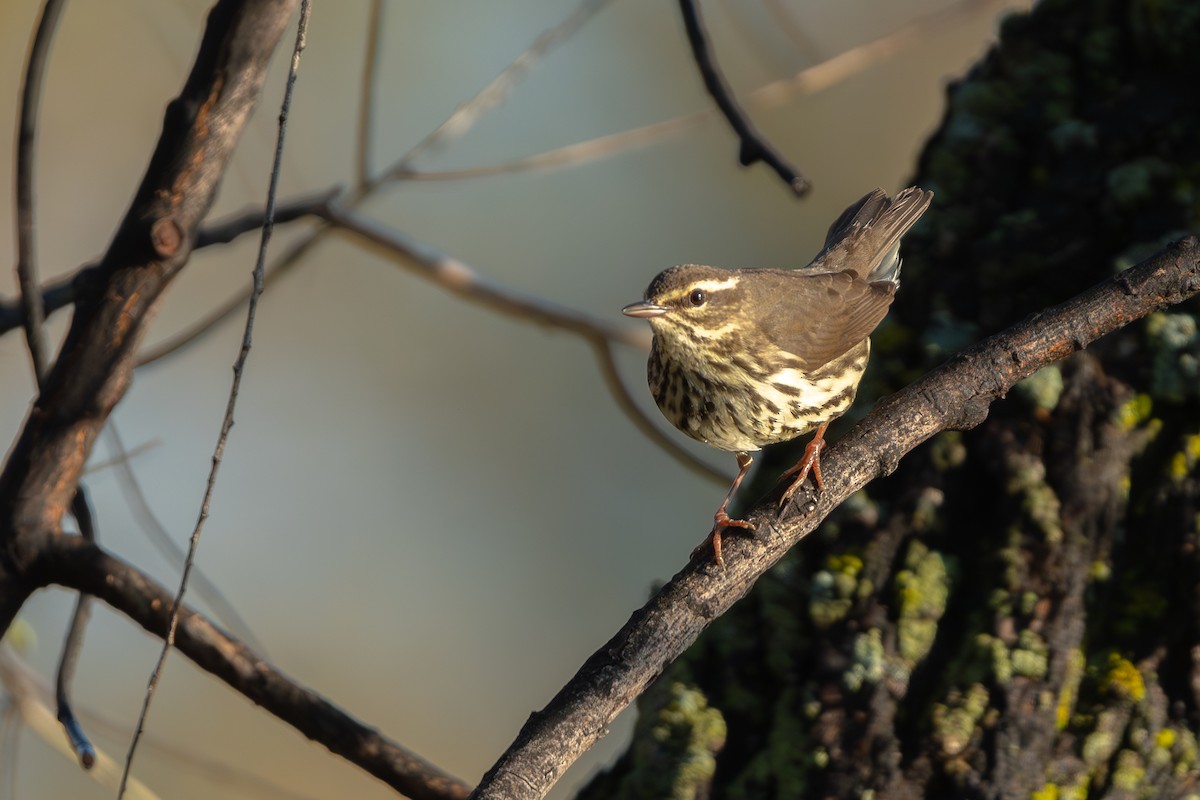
623,186 -> 933,565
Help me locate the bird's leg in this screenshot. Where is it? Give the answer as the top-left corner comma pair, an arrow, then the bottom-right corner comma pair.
779,421 -> 829,509
693,451 -> 756,568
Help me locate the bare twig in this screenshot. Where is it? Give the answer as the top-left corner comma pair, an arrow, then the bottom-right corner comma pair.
1,701 -> 18,797
677,0 -> 810,196
381,0 -> 614,181
104,425 -> 265,651
14,0 -> 66,383
137,214 -> 333,367
54,489 -> 96,769
0,192 -> 332,340
397,0 -> 1013,183
195,189 -> 337,248
318,203 -> 729,485
750,0 -> 1018,107
2,644 -> 326,799
469,238 -> 1200,799
763,0 -> 823,62
322,203 -> 646,348
355,0 -> 384,188
119,4 -> 311,795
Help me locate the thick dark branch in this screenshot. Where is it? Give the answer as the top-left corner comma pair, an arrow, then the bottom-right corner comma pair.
677,0 -> 810,196
0,0 -> 299,550
470,237 -> 1200,800
30,535 -> 471,800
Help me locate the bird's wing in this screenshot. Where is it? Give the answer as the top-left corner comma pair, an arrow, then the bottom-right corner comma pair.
747,268 -> 897,371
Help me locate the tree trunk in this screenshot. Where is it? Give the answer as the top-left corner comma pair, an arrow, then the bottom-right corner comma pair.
579,0 -> 1200,797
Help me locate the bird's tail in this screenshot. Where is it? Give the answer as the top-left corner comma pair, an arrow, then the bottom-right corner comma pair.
816,186 -> 933,286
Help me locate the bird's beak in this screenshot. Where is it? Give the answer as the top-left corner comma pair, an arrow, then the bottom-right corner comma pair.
622,301 -> 667,319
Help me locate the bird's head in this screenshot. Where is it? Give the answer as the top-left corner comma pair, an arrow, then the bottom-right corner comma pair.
622,264 -> 746,348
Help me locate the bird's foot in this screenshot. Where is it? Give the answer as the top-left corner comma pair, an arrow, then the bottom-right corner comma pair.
693,511 -> 756,569
779,426 -> 827,509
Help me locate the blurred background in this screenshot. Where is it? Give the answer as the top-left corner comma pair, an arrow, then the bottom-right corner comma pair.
0,1 -> 1025,797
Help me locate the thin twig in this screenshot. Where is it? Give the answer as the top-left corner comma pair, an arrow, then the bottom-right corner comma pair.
14,0 -> 66,383
381,0 -> 614,181
137,210 -> 334,367
318,204 -> 730,486
104,425 -> 265,652
322,203 -> 647,348
763,0 -> 823,62
677,0 -> 810,196
0,646 -> 158,798
0,192 -> 331,340
82,437 -> 158,475
354,0 -> 384,188
119,5 -> 311,796
1,702 -> 18,798
195,189 -> 337,248
394,0 -> 1013,183
469,238 -> 1200,799
2,645 -> 323,799
54,489 -> 96,769
750,0 -> 1016,107
316,204 -> 733,484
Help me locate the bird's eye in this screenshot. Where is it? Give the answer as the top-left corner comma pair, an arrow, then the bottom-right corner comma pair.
688,289 -> 707,307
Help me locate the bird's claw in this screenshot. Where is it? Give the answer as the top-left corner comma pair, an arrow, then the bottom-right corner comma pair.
695,512 -> 756,568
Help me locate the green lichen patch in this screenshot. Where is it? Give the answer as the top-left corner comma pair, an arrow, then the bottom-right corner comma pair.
894,541 -> 954,664
1145,311 -> 1200,403
933,683 -> 991,756
844,628 -> 886,692
622,681 -> 727,800
1004,455 -> 1064,544
1015,365 -> 1065,412
1012,629 -> 1050,680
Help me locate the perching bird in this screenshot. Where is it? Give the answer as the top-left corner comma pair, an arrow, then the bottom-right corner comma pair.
623,186 -> 933,566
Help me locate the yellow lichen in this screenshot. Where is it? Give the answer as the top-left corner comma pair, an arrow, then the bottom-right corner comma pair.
1030,782 -> 1059,800
1101,653 -> 1146,702
1114,393 -> 1153,430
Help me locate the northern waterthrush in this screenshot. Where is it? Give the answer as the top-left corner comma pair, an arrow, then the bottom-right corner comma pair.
623,186 -> 933,566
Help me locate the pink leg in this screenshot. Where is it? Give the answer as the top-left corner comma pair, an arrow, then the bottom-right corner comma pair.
693,451 -> 756,568
779,421 -> 829,509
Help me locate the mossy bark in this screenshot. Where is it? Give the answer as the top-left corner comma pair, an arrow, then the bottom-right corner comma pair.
579,0 -> 1200,797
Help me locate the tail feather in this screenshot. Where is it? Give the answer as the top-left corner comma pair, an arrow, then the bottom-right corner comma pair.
811,186 -> 933,285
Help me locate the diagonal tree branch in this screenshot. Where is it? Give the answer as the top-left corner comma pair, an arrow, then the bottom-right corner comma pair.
469,237 -> 1200,799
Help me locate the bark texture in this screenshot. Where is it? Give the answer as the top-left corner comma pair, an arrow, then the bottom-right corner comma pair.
579,0 -> 1200,797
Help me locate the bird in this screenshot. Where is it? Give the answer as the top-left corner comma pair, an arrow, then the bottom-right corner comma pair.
622,186 -> 933,566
